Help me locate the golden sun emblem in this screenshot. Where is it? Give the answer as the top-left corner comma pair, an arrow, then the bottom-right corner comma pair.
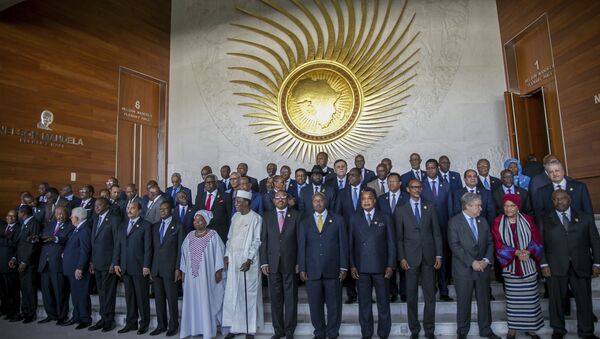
229,0 -> 419,161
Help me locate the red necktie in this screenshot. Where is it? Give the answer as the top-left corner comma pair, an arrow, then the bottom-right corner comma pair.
53,222 -> 62,236
278,211 -> 285,233
205,193 -> 212,211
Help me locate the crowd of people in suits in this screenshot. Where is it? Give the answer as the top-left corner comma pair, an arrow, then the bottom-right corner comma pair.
0,151 -> 598,339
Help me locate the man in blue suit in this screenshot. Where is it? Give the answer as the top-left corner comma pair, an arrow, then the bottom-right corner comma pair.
298,165 -> 337,217
62,207 -> 92,329
528,154 -> 557,207
438,155 -> 462,192
349,189 -> 395,339
454,170 -> 496,226
355,154 -> 376,184
172,191 -> 195,235
476,159 -> 501,192
38,206 -> 74,325
239,176 -> 263,215
421,159 -> 454,301
534,159 -> 593,222
377,172 -> 409,302
298,192 -> 348,339
288,168 -> 307,202
401,153 -> 426,188
335,168 -> 364,304
263,175 -> 285,213
165,172 -> 192,206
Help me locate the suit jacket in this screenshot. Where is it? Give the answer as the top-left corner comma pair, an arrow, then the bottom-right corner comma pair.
115,218 -> 152,275
262,190 -> 277,213
349,210 -> 396,273
361,168 -> 376,184
367,178 -> 388,197
297,211 -> 348,280
447,213 -> 494,280
400,169 -> 426,188
477,175 -> 501,192
421,176 -> 454,229
259,177 -> 273,194
79,198 -> 97,220
66,196 -> 82,210
439,170 -> 462,192
453,187 -> 496,226
0,222 -> 20,273
62,220 -> 92,274
528,171 -> 551,198
91,210 -> 121,271
144,195 -> 166,225
16,217 -> 41,266
396,200 -> 442,267
540,210 -> 600,277
32,204 -> 46,224
336,184 -> 365,225
248,176 -> 260,192
151,218 -> 185,278
298,184 -> 337,216
522,161 -> 544,178
172,204 -> 195,236
111,198 -> 127,220
165,185 -> 192,205
492,185 -> 531,215
260,208 -> 301,273
534,179 -> 593,223
198,190 -> 231,243
44,197 -> 71,223
38,220 -> 75,273
287,182 -> 306,200
218,179 -> 231,192
377,191 -> 409,217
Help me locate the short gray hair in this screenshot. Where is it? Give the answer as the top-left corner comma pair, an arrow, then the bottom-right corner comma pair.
544,159 -> 562,171
460,192 -> 482,210
171,172 -> 182,180
71,207 -> 87,221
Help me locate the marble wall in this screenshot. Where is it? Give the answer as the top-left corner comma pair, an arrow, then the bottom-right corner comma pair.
169,0 -> 507,194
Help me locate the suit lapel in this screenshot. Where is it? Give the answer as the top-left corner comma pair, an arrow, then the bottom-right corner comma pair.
127,220 -> 141,237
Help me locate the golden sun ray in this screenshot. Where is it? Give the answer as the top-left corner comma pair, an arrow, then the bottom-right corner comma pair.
229,0 -> 419,162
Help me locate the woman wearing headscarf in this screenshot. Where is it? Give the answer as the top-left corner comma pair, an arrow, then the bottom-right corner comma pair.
504,158 -> 531,190
179,210 -> 225,338
491,194 -> 543,339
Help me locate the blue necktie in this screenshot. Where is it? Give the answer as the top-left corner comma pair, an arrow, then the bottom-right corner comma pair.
483,177 -> 490,190
414,202 -> 421,225
352,187 -> 358,210
179,207 -> 185,221
95,216 -> 103,236
171,187 -> 178,200
159,220 -> 166,244
469,217 -> 478,241
431,180 -> 437,198
339,180 -> 343,189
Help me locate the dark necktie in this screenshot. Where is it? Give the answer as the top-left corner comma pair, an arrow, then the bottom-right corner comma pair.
180,207 -> 185,221
443,174 -> 448,183
159,220 -> 166,243
53,222 -> 62,236
431,180 -> 437,198
469,217 -> 479,240
561,212 -> 570,231
391,193 -> 397,211
338,180 -> 343,189
366,212 -> 372,225
380,181 -> 386,193
414,203 -> 421,225
95,216 -> 104,236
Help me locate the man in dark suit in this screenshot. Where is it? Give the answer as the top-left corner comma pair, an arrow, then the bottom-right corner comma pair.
124,184 -> 143,217
61,184 -> 82,210
238,176 -> 264,216
8,206 -> 40,323
259,163 -> 278,194
195,165 -> 216,203
78,184 -> 96,219
88,197 -> 121,332
219,165 -> 232,191
150,200 -> 184,336
38,205 -> 74,325
37,182 -> 49,204
325,159 -> 348,190
534,160 -> 593,223
288,168 -> 307,202
334,168 -> 364,304
528,154 -> 558,206
280,165 -> 295,192
173,191 -> 195,235
396,179 -> 443,339
105,176 -> 127,201
401,153 -> 426,188
22,193 -> 45,224
453,169 -> 496,226
144,185 -> 165,225
109,185 -> 127,220
237,163 -> 260,192
44,187 -> 71,224
540,189 -> 600,339
349,189 -> 395,339
298,165 -> 337,217
0,210 -> 20,319
260,190 -> 301,339
263,175 -> 285,213
367,163 -> 390,197
316,151 -> 335,184
114,201 -> 153,335
355,154 -> 376,184
165,172 -> 192,206
476,158 -> 501,192
421,159 -> 454,302
438,155 -> 462,192
493,169 -> 531,215
62,207 -> 92,329
198,174 -> 231,242
522,154 -> 544,177
448,193 -> 499,339
298,192 -> 348,339
377,172 -> 409,302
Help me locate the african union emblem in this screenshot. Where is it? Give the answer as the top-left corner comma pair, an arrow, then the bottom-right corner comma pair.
229,0 -> 419,161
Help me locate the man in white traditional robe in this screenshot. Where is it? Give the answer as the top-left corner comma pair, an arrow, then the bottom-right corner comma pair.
179,210 -> 225,339
223,190 -> 264,339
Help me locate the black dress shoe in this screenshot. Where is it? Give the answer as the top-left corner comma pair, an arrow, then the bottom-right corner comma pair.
410,334 -> 419,339
23,316 -> 36,323
581,335 -> 600,339
76,322 -> 91,330
56,318 -> 70,326
426,334 -> 436,339
401,294 -> 407,302
246,335 -> 254,339
458,335 -> 467,339
345,297 -> 357,304
224,334 -> 237,339
285,336 -> 294,339
551,333 -> 565,339
525,332 -> 540,339
38,316 -> 56,324
150,328 -> 166,336
118,326 -> 137,334
137,327 -> 148,335
271,335 -> 283,339
165,329 -> 178,337
102,323 -> 116,332
439,295 -> 454,302
9,314 -> 24,322
481,333 -> 500,339
361,337 -> 372,339
88,321 -> 105,331
390,294 -> 398,302
61,318 -> 77,326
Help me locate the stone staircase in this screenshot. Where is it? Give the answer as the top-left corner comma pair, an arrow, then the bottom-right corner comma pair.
34,217 -> 600,337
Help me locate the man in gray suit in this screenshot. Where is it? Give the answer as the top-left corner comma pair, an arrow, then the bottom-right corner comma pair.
396,179 -> 442,339
448,193 -> 500,339
260,190 -> 301,339
144,185 -> 164,225
540,189 -> 600,339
